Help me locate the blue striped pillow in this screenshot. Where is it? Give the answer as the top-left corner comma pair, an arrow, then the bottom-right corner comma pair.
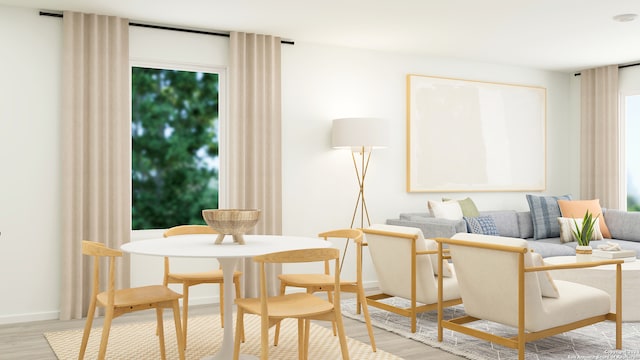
526,194 -> 572,239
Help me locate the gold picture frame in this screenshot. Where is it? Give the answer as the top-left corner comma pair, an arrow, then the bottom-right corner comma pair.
406,74 -> 546,192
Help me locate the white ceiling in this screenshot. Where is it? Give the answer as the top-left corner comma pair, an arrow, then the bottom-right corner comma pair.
3,0 -> 640,73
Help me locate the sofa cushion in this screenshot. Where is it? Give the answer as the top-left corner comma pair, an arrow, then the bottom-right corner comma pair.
557,199 -> 611,239
526,194 -> 572,239
526,238 -> 576,257
464,216 -> 499,235
517,211 -> 534,238
604,210 -> 640,242
480,210 -> 520,238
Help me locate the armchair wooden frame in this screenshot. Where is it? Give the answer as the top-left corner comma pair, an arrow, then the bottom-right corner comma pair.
162,225 -> 242,347
362,228 -> 462,333
435,237 -> 622,360
273,229 -> 376,352
79,241 -> 185,360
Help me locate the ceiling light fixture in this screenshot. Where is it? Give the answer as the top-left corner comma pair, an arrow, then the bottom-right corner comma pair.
613,13 -> 638,22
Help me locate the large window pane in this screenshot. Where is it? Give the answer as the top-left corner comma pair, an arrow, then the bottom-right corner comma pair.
132,67 -> 219,229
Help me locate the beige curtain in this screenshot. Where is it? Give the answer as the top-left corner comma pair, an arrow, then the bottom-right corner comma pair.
229,32 -> 282,297
60,12 -> 131,320
580,65 -> 621,209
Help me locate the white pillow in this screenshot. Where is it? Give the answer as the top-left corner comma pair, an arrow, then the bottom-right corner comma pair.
428,200 -> 463,220
531,252 -> 559,298
557,217 -> 603,244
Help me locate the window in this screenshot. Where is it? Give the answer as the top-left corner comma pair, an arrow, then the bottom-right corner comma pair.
131,66 -> 220,229
625,94 -> 640,211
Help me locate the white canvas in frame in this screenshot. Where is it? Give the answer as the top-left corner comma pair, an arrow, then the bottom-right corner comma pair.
406,74 -> 546,192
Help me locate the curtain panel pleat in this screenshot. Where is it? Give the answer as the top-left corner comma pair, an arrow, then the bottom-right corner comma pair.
60,12 -> 131,320
229,32 -> 283,297
579,65 -> 621,209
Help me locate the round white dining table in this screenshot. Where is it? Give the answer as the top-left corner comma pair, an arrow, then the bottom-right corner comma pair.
121,234 -> 330,360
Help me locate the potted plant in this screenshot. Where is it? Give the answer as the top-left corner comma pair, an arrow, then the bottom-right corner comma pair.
573,210 -> 598,262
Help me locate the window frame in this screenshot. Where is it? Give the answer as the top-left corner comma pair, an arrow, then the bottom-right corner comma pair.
129,60 -> 228,229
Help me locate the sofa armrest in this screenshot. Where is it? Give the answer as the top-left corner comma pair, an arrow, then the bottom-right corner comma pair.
386,217 -> 466,238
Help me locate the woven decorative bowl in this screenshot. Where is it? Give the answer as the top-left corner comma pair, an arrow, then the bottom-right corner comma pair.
202,209 -> 261,245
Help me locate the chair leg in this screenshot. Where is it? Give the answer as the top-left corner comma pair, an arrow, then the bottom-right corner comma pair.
171,301 -> 186,360
298,319 -> 305,360
326,290 -> 337,336
182,284 -> 190,349
234,277 -> 244,343
260,314 -> 269,360
78,299 -> 97,360
156,308 -> 167,360
273,282 -> 287,346
333,309 -> 350,360
357,285 -> 377,352
233,309 -> 244,360
304,319 -> 311,360
97,307 -> 114,360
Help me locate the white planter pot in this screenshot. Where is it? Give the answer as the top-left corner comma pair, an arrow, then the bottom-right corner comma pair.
576,245 -> 593,262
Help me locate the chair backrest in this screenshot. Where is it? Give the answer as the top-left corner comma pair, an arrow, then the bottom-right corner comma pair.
254,248 -> 341,313
318,228 -> 363,278
446,233 -> 543,328
82,241 -> 123,304
163,224 -> 218,237
363,224 -> 438,304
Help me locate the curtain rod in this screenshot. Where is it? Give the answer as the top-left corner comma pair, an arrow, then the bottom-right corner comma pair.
574,62 -> 639,76
39,11 -> 295,45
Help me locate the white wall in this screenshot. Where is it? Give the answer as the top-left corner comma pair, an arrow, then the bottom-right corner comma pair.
0,6 -> 62,324
0,4 -> 577,324
281,43 -> 576,284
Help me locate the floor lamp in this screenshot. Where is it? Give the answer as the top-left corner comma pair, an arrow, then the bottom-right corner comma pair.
331,117 -> 388,269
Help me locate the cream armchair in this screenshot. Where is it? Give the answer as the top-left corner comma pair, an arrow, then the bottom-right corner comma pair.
362,224 -> 461,333
435,233 -> 622,360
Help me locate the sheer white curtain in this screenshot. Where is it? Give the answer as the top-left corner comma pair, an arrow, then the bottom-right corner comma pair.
580,65 -> 621,209
228,32 -> 282,297
60,12 -> 131,320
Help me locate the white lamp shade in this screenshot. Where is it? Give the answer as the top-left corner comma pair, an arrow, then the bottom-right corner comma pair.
331,117 -> 389,151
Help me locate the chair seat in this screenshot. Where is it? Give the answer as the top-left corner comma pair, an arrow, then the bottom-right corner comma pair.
236,293 -> 334,319
528,280 -> 611,332
278,273 -> 356,288
167,270 -> 241,282
97,285 -> 182,307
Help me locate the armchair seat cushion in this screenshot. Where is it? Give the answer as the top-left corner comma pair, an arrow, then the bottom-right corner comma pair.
529,280 -> 611,332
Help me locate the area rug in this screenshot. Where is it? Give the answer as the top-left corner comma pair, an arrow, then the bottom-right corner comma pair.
45,314 -> 399,360
342,297 -> 640,360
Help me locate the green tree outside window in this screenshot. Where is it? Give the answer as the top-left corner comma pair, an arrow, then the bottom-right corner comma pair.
132,67 -> 219,230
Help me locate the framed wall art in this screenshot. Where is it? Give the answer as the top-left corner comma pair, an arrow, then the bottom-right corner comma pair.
406,74 -> 546,192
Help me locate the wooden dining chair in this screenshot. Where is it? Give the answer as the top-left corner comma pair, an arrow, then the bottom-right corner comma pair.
233,247 -> 350,360
163,224 -> 242,347
273,228 -> 376,352
79,241 -> 185,360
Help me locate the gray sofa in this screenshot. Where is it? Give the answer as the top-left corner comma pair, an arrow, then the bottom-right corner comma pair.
386,209 -> 640,258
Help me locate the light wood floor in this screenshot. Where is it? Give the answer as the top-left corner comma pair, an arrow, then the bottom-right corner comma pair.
0,303 -> 465,359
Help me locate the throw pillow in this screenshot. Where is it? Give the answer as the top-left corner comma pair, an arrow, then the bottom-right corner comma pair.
464,216 -> 499,236
557,217 -> 604,243
530,252 -> 559,298
423,239 -> 453,277
442,197 -> 480,217
428,200 -> 463,220
526,194 -> 572,239
557,199 -> 611,239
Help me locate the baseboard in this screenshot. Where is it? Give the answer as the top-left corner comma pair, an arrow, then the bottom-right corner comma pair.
0,310 -> 60,325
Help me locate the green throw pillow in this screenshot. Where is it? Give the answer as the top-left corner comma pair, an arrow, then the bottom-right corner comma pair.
442,197 -> 480,217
